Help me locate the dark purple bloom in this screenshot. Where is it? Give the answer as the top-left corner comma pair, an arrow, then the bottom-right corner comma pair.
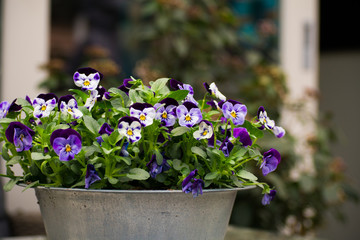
260,148 -> 281,176
176,102 -> 202,127
85,164 -> 101,189
233,127 -> 252,147
8,99 -> 22,112
219,137 -> 234,157
0,101 -> 11,119
182,169 -> 204,197
118,78 -> 133,95
50,129 -> 82,161
222,99 -> 247,126
262,190 -> 277,205
25,96 -> 32,105
73,67 -> 102,91
5,122 -> 35,152
146,155 -> 171,178
154,98 -> 178,127
99,123 -> 114,135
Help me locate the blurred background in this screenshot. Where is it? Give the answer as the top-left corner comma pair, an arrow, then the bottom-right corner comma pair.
0,0 -> 359,239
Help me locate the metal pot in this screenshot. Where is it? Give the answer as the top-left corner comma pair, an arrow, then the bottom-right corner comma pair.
35,186 -> 253,240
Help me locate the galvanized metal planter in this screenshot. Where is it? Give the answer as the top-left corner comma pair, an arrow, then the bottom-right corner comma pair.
35,186 -> 253,240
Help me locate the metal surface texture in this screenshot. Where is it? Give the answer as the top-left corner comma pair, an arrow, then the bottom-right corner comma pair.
35,187 -> 254,240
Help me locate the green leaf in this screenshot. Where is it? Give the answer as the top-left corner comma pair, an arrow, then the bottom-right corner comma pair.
3,178 -> 20,192
154,149 -> 163,165
237,169 -> 258,181
204,171 -> 219,180
83,145 -> 102,158
0,118 -> 14,124
126,168 -> 150,180
242,120 -> 264,139
108,177 -> 119,185
21,181 -> 40,192
114,156 -> 131,165
191,146 -> 207,159
6,156 -> 22,166
83,115 -> 100,135
108,130 -> 122,146
171,126 -> 190,136
31,152 -> 51,161
16,98 -> 32,107
129,89 -> 144,103
172,159 -> 189,171
150,78 -> 170,93
166,90 -> 189,101
69,89 -> 89,102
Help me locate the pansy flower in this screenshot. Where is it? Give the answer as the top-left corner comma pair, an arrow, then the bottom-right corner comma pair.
203,82 -> 226,101
130,103 -> 156,127
262,189 -> 277,205
84,90 -> 99,111
222,100 -> 247,126
182,169 -> 204,198
176,102 -> 202,128
219,137 -> 234,157
146,155 -> 171,178
73,67 -> 102,91
0,101 -> 11,119
169,79 -> 198,105
85,164 -> 101,189
233,127 -> 252,147
5,122 -> 35,152
193,120 -> 214,147
154,98 -> 178,127
50,128 -> 82,161
96,123 -> 114,144
118,116 -> 142,143
260,148 -> 281,176
273,126 -> 286,138
59,95 -> 83,119
32,93 -> 57,118
257,106 -> 275,130
118,78 -> 133,95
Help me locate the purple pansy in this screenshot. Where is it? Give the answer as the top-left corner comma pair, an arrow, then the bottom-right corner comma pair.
118,78 -> 133,95
118,116 -> 142,143
73,67 -> 102,91
273,126 -> 285,138
32,93 -> 58,118
233,127 -> 252,147
260,148 -> 281,176
176,102 -> 202,128
193,120 -> 215,147
146,155 -> 171,178
5,122 -> 35,152
203,82 -> 226,101
219,137 -> 234,157
262,189 -> 277,205
257,106 -> 275,130
130,103 -> 156,127
96,123 -> 114,144
222,100 -> 247,126
59,95 -> 83,119
169,79 -> 198,105
0,101 -> 11,119
182,169 -> 204,198
50,129 -> 82,161
154,98 -> 178,127
85,164 -> 101,189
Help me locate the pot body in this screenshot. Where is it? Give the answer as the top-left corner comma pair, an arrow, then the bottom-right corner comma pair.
35,187 -> 252,240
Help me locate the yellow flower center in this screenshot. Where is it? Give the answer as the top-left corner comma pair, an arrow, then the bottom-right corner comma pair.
65,144 -> 72,152
139,114 -> 146,121
41,105 -> 47,111
68,108 -> 73,113
202,130 -> 208,136
127,129 -> 133,136
185,115 -> 192,122
84,80 -> 90,86
20,134 -> 24,141
161,111 -> 168,119
231,110 -> 237,118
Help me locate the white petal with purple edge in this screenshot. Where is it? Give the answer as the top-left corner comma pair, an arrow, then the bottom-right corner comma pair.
273,126 -> 285,138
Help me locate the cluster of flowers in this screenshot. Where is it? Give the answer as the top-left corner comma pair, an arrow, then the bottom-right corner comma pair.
0,67 -> 285,204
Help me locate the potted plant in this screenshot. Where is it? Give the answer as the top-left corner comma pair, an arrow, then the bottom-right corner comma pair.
0,67 -> 285,240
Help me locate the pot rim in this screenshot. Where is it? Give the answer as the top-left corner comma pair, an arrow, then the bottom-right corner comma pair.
31,185 -> 255,194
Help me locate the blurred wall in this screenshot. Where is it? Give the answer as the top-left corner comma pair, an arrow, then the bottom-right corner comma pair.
0,0 -> 50,215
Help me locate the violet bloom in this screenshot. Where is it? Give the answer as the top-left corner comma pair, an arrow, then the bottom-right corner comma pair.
8,99 -> 22,112
50,129 -> 82,161
273,126 -> 286,138
73,67 -> 102,91
169,79 -> 198,105
260,148 -> 281,176
96,123 -> 114,144
33,93 -> 57,118
176,102 -> 202,128
59,95 -> 83,119
222,100 -> 247,126
203,82 -> 226,101
85,164 -> 101,189
154,98 -> 178,127
118,78 -> 133,95
0,101 -> 11,119
146,155 -> 171,178
262,190 -> 277,205
257,106 -> 275,130
193,120 -> 214,147
233,127 -> 252,147
118,116 -> 142,143
130,103 -> 156,127
182,169 -> 204,198
219,137 -> 234,157
5,122 -> 35,152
